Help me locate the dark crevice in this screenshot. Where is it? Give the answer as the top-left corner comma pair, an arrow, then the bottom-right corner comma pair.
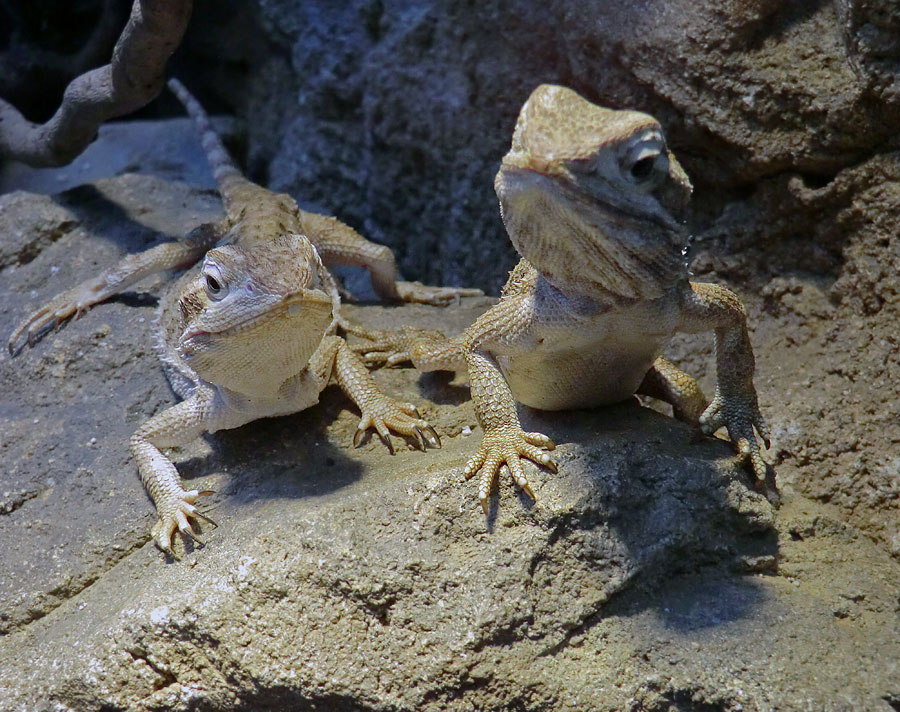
0,487 -> 45,515
0,218 -> 79,271
125,647 -> 178,690
1,534 -> 148,636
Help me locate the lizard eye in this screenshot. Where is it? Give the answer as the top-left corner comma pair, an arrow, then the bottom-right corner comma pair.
623,145 -> 668,188
203,266 -> 228,300
630,156 -> 657,181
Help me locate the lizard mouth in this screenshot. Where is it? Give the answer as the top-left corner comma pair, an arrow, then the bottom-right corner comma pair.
179,290 -> 332,345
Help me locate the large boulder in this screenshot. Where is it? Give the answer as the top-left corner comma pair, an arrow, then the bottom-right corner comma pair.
0,156 -> 897,711
2,0 -> 900,705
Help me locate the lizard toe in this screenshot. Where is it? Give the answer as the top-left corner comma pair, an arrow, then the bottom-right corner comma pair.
464,429 -> 555,511
356,396 -> 440,453
152,490 -> 216,557
702,388 -> 771,480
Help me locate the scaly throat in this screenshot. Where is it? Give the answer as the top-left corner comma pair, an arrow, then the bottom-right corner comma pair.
179,292 -> 333,398
499,174 -> 687,300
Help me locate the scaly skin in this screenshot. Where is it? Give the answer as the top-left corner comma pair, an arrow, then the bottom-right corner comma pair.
7,79 -> 462,556
354,85 -> 771,513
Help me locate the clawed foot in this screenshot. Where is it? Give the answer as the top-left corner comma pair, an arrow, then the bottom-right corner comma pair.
464,429 -> 556,514
350,326 -> 446,367
8,277 -> 114,355
395,280 -> 483,306
352,397 -> 441,454
699,388 -> 771,480
152,489 -> 217,559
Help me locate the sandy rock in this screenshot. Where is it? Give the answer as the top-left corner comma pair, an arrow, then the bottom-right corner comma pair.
1,168 -> 898,710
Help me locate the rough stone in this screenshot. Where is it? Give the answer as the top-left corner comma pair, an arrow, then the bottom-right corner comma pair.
165,0 -> 900,293
1,167 -> 898,711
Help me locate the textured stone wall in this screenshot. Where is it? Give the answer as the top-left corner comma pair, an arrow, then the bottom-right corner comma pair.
175,0 -> 900,291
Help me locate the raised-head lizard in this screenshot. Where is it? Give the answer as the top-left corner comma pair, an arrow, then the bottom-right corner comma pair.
353,84 -> 771,513
7,79 -> 473,556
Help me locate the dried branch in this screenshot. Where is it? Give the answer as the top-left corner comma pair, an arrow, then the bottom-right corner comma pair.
0,0 -> 193,167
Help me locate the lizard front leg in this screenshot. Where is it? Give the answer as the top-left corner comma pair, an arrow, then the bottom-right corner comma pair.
298,210 -> 482,305
130,386 -> 220,557
678,282 -> 771,479
465,349 -> 556,514
311,335 -> 441,452
9,222 -> 223,354
453,289 -> 557,512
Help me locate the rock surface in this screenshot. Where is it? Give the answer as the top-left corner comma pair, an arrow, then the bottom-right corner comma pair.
166,0 -> 900,293
0,147 -> 898,710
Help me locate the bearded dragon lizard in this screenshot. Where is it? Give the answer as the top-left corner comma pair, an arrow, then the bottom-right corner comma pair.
353,85 -> 771,513
8,79 -> 479,555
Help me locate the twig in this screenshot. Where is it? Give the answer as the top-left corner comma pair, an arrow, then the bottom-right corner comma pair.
0,0 -> 193,167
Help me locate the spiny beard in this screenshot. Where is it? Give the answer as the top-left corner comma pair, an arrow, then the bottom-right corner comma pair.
502,187 -> 686,300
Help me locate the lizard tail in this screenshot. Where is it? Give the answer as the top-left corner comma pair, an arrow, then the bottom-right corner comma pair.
167,77 -> 246,208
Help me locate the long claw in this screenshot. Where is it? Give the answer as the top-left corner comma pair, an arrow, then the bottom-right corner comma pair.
520,481 -> 536,500
378,431 -> 395,455
481,496 -> 490,516
413,426 -> 428,451
353,428 -> 366,448
422,424 -> 441,448
191,509 -> 218,527
181,529 -> 205,547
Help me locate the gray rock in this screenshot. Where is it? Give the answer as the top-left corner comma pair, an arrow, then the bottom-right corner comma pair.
1,172 -> 898,711
0,117 -> 235,196
170,0 -> 900,291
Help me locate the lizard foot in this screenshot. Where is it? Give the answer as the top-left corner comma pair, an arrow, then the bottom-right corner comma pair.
352,397 -> 441,453
152,489 -> 217,559
464,429 -> 556,514
8,276 -> 116,354
699,387 -> 771,481
395,280 -> 483,306
350,326 -> 447,367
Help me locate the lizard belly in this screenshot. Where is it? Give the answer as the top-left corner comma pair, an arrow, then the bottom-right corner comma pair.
206,368 -> 323,433
498,297 -> 678,411
500,341 -> 662,410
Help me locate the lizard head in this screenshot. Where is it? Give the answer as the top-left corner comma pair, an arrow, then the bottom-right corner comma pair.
176,234 -> 335,396
495,84 -> 692,299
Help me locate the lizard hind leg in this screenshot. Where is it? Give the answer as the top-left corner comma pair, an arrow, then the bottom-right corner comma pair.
637,356 -> 708,424
297,210 -> 483,306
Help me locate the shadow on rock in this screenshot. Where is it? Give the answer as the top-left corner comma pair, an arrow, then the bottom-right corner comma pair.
504,399 -> 778,644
